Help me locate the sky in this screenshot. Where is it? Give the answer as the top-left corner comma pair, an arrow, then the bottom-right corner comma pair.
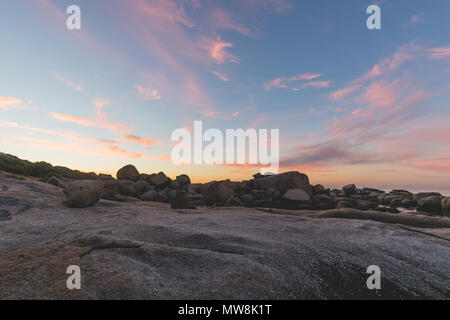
0,0 -> 450,192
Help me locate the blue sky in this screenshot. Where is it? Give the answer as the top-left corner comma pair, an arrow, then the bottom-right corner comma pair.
1,0 -> 450,191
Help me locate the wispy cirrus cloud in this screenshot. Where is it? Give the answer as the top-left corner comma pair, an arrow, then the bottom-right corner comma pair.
49,98 -> 130,135
0,97 -> 38,111
302,81 -> 332,89
428,46 -> 450,60
209,8 -> 253,37
264,73 -> 325,90
55,73 -> 84,92
123,135 -> 162,147
211,70 -> 230,82
0,121 -> 142,159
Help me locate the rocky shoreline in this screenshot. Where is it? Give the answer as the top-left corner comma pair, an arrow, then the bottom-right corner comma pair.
48,164 -> 450,218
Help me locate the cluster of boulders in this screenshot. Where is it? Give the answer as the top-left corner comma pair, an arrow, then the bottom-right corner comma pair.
48,165 -> 449,217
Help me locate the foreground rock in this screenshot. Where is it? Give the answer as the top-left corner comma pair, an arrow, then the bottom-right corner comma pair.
1,178 -> 449,299
63,180 -> 104,208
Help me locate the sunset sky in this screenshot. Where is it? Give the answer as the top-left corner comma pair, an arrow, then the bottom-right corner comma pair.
1,0 -> 450,192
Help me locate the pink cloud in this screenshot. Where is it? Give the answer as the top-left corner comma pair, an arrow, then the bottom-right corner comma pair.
136,0 -> 195,28
211,70 -> 230,82
428,47 -> 450,60
289,73 -> 322,81
265,73 -> 325,90
0,97 -> 23,110
329,85 -> 361,101
206,37 -> 239,64
210,8 -> 252,37
123,135 -> 162,147
55,73 -> 84,92
264,78 -> 288,90
134,85 -> 161,101
414,157 -> 450,171
49,103 -> 130,136
302,81 -> 332,89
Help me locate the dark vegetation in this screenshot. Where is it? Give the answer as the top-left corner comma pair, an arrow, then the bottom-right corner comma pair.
0,153 -> 97,180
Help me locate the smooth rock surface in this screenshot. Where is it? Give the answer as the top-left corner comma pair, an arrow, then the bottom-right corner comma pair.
1,178 -> 449,300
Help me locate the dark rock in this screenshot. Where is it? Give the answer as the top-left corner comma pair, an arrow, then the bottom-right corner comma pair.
170,180 -> 180,189
283,189 -> 311,204
240,194 -> 255,206
342,184 -> 357,197
391,190 -> 413,197
414,192 -> 442,202
401,199 -> 417,208
336,201 -> 352,209
176,174 -> 191,187
140,190 -> 158,201
118,180 -> 136,197
170,191 -> 195,209
253,171 -> 311,196
206,180 -> 234,205
441,198 -> 450,217
63,180 -> 103,208
418,196 -> 442,215
148,172 -> 169,187
312,194 -> 337,210
363,188 -> 385,193
47,176 -> 65,188
116,165 -> 140,181
133,180 -> 151,196
390,198 -> 403,208
381,194 -> 405,205
387,208 -> 400,214
355,200 -> 373,211
312,184 -> 325,195
98,174 -> 114,180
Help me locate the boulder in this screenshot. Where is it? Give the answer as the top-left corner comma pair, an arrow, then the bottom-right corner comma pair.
401,199 -> 417,208
116,165 -> 140,181
312,194 -> 337,210
176,174 -> 191,187
440,198 -> 449,217
148,172 -> 169,187
342,184 -> 357,197
391,190 -> 413,197
253,171 -> 311,196
390,198 -> 403,208
118,180 -> 136,197
140,190 -> 158,202
414,192 -> 442,202
98,174 -> 114,180
336,201 -> 352,209
47,176 -> 65,188
355,200 -> 373,211
381,194 -> 405,205
133,180 -> 151,196
312,184 -> 325,195
417,196 -> 442,215
206,181 -> 234,205
171,191 -> 195,209
63,180 -> 103,208
282,189 -> 310,202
